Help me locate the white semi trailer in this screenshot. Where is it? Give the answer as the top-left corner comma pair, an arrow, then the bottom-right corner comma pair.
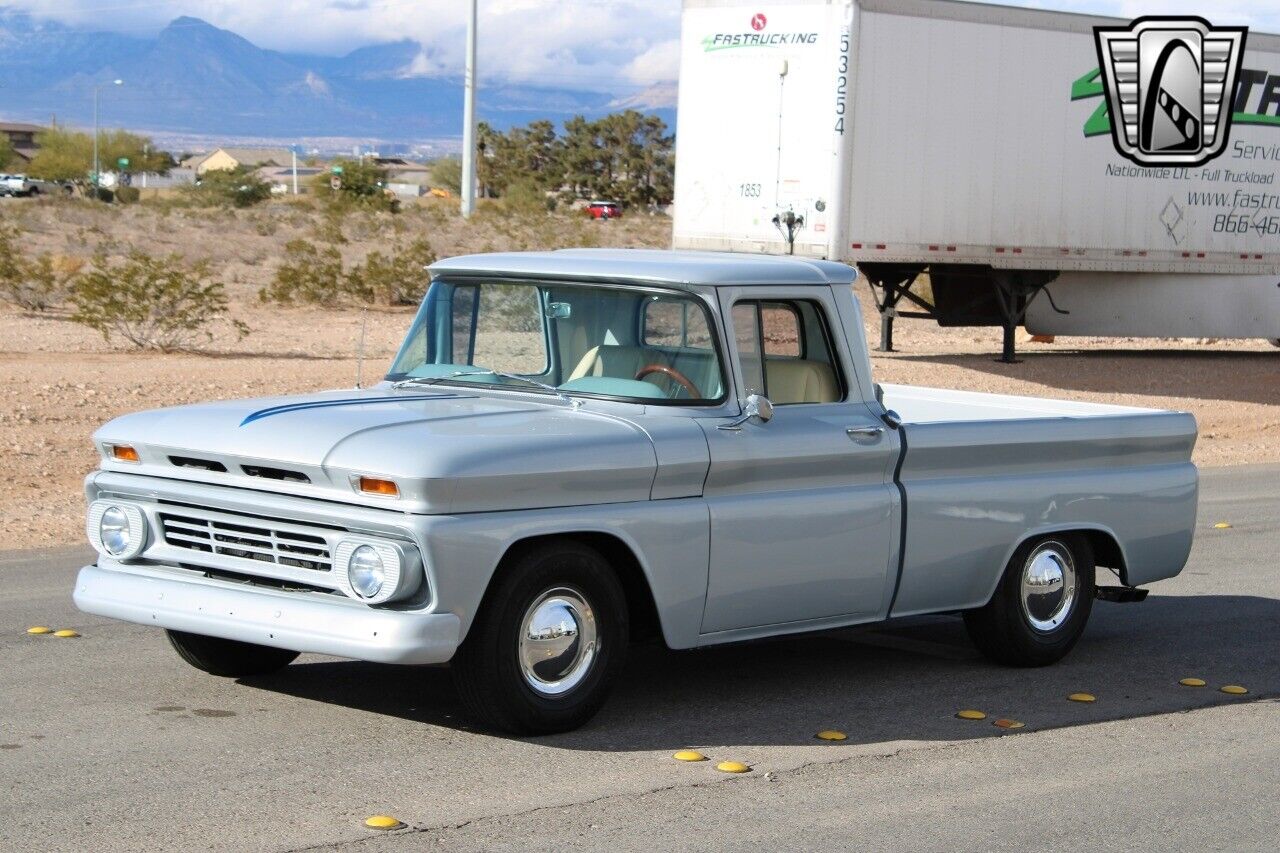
672,0 -> 1280,360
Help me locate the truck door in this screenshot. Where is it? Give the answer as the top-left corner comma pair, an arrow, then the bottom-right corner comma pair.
698,286 -> 899,635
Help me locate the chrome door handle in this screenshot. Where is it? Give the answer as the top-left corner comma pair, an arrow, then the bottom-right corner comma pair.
846,426 -> 885,440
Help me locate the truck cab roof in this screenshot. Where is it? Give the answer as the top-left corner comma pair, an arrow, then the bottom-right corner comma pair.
428,249 -> 857,290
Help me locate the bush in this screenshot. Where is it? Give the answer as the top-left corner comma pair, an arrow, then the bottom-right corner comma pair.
314,159 -> 398,212
347,238 -> 435,305
114,186 -> 141,204
71,250 -> 245,350
92,187 -> 114,203
0,224 -> 80,311
259,238 -> 345,305
261,236 -> 434,307
188,167 -> 273,208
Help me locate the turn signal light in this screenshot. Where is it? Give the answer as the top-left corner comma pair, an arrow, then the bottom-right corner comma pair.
358,476 -> 399,497
109,444 -> 140,463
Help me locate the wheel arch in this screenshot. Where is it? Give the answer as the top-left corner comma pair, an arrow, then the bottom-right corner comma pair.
481,530 -> 666,647
978,523 -> 1129,607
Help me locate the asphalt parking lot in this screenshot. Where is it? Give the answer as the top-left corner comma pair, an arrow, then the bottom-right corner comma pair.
1,464 -> 1276,851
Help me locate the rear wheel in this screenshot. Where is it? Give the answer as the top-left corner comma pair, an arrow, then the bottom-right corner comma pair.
452,541 -> 628,735
964,534 -> 1095,667
166,629 -> 299,677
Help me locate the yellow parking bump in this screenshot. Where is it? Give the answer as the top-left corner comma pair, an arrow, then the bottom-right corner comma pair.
1178,678 -> 1206,687
26,626 -> 53,635
715,761 -> 751,774
673,750 -> 707,762
992,719 -> 1025,729
53,629 -> 80,638
1067,693 -> 1096,703
1213,522 -> 1232,529
1220,685 -> 1249,696
815,730 -> 848,741
955,709 -> 987,720
364,816 -> 405,831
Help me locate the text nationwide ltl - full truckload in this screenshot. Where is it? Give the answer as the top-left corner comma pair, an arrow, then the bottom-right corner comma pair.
672,0 -> 1280,360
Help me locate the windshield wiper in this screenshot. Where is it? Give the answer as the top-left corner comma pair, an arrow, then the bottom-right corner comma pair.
392,370 -> 582,408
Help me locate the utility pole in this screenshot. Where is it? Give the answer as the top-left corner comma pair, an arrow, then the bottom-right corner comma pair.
92,79 -> 123,194
460,0 -> 478,218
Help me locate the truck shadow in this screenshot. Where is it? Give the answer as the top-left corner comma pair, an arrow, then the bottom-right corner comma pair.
885,350 -> 1280,406
245,591 -> 1279,750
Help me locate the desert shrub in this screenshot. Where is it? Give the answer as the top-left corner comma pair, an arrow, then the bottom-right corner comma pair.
0,225 -> 81,311
259,238 -> 345,305
188,167 -> 273,208
70,250 -> 245,350
347,238 -> 435,305
114,186 -> 141,204
92,187 -> 114,203
261,236 -> 434,307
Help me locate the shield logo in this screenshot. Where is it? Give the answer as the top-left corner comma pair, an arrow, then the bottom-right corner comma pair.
1094,17 -> 1247,167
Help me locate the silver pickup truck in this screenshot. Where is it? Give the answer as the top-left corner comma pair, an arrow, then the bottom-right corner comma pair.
74,250 -> 1198,733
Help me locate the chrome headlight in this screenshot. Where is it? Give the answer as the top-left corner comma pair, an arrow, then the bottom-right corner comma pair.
334,539 -> 422,605
348,545 -> 386,598
87,501 -> 147,560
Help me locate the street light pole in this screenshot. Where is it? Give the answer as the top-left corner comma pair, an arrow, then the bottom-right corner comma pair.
460,0 -> 478,218
92,79 -> 123,194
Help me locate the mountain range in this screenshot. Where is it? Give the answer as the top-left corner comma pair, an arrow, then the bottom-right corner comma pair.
0,10 -> 676,144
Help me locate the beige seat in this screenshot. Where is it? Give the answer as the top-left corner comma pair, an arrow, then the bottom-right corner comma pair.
765,359 -> 838,404
567,345 -> 658,381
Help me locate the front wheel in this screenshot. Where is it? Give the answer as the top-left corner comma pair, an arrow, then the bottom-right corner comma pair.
452,541 -> 628,735
964,534 -> 1095,667
166,629 -> 299,677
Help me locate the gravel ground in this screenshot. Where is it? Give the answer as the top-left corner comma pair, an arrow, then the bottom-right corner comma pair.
0,197 -> 1275,550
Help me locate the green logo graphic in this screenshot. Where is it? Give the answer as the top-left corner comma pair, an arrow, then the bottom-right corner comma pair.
1074,66 -> 1280,137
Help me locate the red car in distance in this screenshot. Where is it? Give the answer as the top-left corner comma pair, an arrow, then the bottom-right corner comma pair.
586,200 -> 622,220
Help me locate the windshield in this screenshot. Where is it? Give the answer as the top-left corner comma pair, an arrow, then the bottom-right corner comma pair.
387,279 -> 727,405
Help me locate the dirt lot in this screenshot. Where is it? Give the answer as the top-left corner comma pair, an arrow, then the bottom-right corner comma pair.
0,196 -> 1276,550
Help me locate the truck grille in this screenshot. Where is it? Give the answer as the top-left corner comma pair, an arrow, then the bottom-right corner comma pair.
159,511 -> 332,572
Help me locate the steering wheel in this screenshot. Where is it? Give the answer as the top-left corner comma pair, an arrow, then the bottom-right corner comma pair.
635,364 -> 700,398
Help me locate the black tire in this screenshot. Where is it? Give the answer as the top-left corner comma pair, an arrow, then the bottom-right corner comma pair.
963,533 -> 1095,667
452,541 -> 629,735
166,629 -> 299,677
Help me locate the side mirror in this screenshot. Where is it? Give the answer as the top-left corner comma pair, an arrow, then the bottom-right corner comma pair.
719,393 -> 774,431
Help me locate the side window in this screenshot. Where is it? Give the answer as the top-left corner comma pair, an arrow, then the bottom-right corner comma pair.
643,298 -> 713,350
733,299 -> 842,405
760,303 -> 802,357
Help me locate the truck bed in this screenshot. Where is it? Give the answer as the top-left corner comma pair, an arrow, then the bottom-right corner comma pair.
880,383 -> 1199,617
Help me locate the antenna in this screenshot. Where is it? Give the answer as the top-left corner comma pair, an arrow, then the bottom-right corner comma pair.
355,310 -> 368,389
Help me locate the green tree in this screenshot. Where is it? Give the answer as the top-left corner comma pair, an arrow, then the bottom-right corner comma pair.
28,125 -> 172,188
315,158 -> 395,209
429,156 -> 462,194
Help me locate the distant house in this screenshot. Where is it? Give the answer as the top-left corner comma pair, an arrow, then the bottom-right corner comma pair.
181,147 -> 294,175
0,122 -> 45,164
372,156 -> 431,185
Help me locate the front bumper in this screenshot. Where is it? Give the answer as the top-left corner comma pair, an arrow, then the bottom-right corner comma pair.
73,563 -> 461,665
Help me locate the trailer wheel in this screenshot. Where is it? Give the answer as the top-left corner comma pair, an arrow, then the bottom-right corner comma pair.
166,629 -> 299,677
452,540 -> 628,735
963,533 -> 1094,667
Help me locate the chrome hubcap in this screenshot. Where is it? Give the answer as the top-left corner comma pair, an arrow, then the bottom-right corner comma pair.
1020,541 -> 1077,633
518,587 -> 598,696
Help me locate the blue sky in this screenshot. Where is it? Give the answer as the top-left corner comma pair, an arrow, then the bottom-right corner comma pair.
5,1 -> 1279,93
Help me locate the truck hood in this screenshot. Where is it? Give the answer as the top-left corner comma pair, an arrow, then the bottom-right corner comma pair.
93,388 -> 662,513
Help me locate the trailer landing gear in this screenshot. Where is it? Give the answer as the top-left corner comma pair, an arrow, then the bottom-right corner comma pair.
859,263 -> 1063,364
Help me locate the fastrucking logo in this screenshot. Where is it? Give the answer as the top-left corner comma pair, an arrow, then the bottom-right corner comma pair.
702,12 -> 818,52
1092,16 -> 1247,166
